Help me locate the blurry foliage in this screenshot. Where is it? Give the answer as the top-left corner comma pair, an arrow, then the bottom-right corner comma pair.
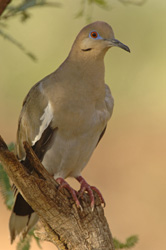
1,0 -> 61,20
113,235 -> 139,249
75,0 -> 146,20
0,142 -> 14,210
0,0 -> 146,61
16,229 -> 42,250
0,0 -> 62,61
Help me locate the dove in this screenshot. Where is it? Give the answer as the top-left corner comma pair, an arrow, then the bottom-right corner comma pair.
9,21 -> 130,243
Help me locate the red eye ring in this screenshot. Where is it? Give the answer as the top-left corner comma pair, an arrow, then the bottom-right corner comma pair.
90,31 -> 98,39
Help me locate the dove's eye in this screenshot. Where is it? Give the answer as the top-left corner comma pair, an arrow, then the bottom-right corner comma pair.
89,31 -> 99,39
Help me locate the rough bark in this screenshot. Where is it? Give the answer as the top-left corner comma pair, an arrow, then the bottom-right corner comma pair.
0,135 -> 114,250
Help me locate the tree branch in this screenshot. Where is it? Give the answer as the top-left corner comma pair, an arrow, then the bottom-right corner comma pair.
0,135 -> 114,250
0,0 -> 11,16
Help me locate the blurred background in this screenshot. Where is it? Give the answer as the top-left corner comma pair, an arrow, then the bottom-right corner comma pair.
0,0 -> 166,249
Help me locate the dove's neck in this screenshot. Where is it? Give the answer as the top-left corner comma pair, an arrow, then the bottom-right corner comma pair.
59,50 -> 106,89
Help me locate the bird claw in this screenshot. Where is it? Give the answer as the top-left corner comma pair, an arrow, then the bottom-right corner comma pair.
91,186 -> 106,208
56,177 -> 105,211
76,176 -> 105,210
56,177 -> 82,209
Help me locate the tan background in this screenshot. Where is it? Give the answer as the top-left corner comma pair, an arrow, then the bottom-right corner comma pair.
0,0 -> 166,249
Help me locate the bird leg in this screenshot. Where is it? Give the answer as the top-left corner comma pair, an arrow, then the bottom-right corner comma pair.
76,176 -> 106,210
56,177 -> 81,209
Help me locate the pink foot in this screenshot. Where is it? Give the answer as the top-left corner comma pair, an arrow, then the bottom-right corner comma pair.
76,176 -> 106,210
56,177 -> 81,209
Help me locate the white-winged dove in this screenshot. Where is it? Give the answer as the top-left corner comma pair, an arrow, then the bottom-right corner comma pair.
9,21 -> 130,243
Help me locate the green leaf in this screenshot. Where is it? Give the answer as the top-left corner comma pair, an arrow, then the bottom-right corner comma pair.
16,228 -> 41,250
0,163 -> 14,209
8,142 -> 15,152
29,229 -> 42,249
0,143 -> 15,209
0,141 -> 14,209
17,235 -> 32,250
113,235 -> 138,249
126,235 -> 139,248
113,239 -> 122,249
92,0 -> 108,6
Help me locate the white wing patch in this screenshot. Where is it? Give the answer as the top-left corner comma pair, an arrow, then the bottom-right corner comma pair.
32,102 -> 53,145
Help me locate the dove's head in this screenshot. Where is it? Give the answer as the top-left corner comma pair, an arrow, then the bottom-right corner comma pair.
70,21 -> 130,60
